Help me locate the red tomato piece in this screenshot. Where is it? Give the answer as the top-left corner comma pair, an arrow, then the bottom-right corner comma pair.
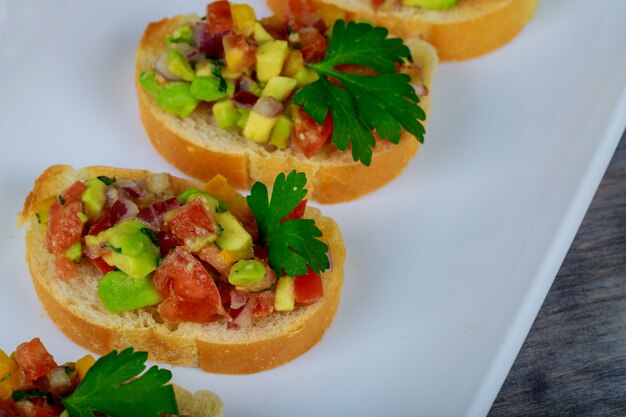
286,0 -> 321,30
91,257 -> 116,275
44,198 -> 85,280
15,338 -> 57,382
165,200 -> 216,249
282,200 -> 308,222
153,248 -> 225,322
372,0 -> 385,9
253,290 -> 275,317
292,107 -> 333,158
294,268 -> 324,303
207,0 -> 233,33
298,28 -> 327,63
61,181 -> 87,200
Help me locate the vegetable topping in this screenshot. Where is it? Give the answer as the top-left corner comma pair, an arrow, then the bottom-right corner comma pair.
140,0 -> 428,165
40,170 -> 330,329
0,339 -> 180,417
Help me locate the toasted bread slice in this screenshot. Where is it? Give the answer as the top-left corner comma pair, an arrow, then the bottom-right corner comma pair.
19,165 -> 345,374
136,14 -> 436,203
267,0 -> 539,61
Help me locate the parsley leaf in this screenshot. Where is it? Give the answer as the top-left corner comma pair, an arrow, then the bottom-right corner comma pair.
97,175 -> 117,186
247,171 -> 330,277
292,20 -> 425,166
61,348 -> 178,417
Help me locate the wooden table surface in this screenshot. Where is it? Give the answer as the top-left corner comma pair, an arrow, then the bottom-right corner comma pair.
489,129 -> 626,416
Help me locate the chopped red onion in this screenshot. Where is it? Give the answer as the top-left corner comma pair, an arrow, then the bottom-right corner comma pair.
155,52 -> 183,81
236,75 -> 255,93
231,91 -> 259,109
253,96 -> 283,118
194,22 -> 228,57
230,290 -> 248,310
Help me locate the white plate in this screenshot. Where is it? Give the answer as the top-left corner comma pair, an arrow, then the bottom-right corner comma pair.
1,0 -> 625,415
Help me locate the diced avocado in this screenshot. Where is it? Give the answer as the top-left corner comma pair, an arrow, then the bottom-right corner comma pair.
254,22 -> 274,44
215,212 -> 253,261
86,219 -> 160,279
81,178 -> 107,220
402,0 -> 457,8
98,270 -> 162,313
231,4 -> 257,37
190,76 -> 234,102
237,108 -> 250,130
166,48 -> 196,82
228,259 -> 266,288
213,99 -> 242,131
274,276 -> 295,311
262,76 -> 297,102
167,24 -> 194,45
268,115 -> 293,149
256,40 -> 289,83
293,67 -> 320,87
65,242 -> 83,263
177,188 -> 227,212
140,70 -> 199,117
243,110 -> 279,143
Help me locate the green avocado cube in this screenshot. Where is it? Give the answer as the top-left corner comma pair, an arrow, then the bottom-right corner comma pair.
212,99 -> 242,131
274,276 -> 295,311
98,270 -> 163,313
402,0 -> 457,9
228,259 -> 266,288
293,67 -> 320,87
261,76 -> 297,102
166,48 -> 196,82
215,212 -> 253,261
81,178 -> 107,220
65,242 -> 83,263
243,110 -> 279,143
268,115 -> 293,149
254,22 -> 274,44
255,40 -> 289,83
167,24 -> 194,45
190,76 -> 234,102
140,70 -> 199,117
87,220 -> 160,279
177,188 -> 227,212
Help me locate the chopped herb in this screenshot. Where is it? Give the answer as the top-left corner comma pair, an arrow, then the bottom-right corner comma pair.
294,42 -> 301,49
217,224 -> 224,236
35,213 -> 41,224
12,389 -> 53,404
247,171 -> 329,277
59,195 -> 66,205
0,372 -> 12,383
105,244 -> 122,254
292,20 -> 425,166
156,257 -> 163,267
97,176 -> 117,186
211,65 -> 228,93
141,228 -> 160,247
61,348 -> 178,417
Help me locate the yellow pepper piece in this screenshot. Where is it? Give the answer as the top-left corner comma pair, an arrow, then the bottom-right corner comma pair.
317,4 -> 346,28
35,197 -> 56,225
230,4 -> 256,37
76,354 -> 96,380
0,349 -> 19,400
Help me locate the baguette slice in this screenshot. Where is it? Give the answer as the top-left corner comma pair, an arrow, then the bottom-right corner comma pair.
136,14 -> 437,204
174,385 -> 224,417
19,165 -> 345,374
267,0 -> 539,61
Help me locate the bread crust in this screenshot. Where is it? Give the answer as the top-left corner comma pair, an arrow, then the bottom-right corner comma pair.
135,15 -> 436,204
268,0 -> 539,61
20,165 -> 345,374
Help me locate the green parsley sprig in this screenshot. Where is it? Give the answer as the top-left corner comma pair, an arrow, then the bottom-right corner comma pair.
247,171 -> 330,277
61,348 -> 178,417
293,20 -> 426,166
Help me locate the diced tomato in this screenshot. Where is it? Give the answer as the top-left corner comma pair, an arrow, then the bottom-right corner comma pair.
259,16 -> 289,40
60,181 -> 87,200
197,245 -> 232,276
292,107 -> 333,158
157,230 -> 183,258
153,248 -> 225,322
14,339 -> 56,382
223,34 -> 256,72
44,197 -> 85,280
55,256 -> 79,280
207,0 -> 233,33
294,267 -> 324,303
165,200 -> 216,249
298,28 -> 327,63
87,214 -> 110,236
286,0 -> 321,30
253,290 -> 275,317
282,200 -> 308,222
91,257 -> 115,275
